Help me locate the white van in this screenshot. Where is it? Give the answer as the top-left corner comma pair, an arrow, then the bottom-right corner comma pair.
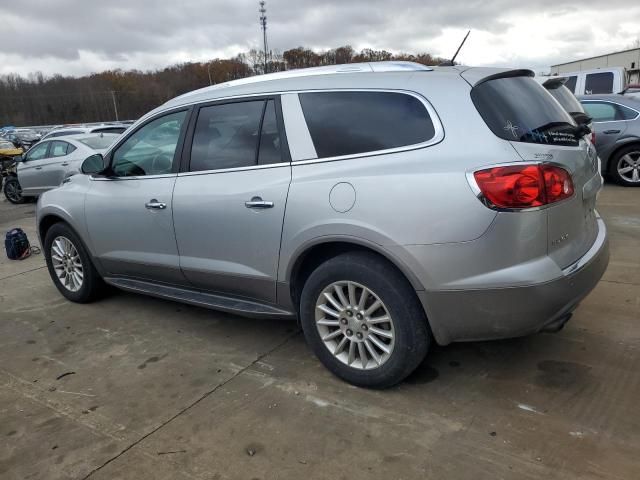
556,67 -> 627,96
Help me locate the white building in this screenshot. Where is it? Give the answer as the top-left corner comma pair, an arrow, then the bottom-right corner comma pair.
550,48 -> 640,84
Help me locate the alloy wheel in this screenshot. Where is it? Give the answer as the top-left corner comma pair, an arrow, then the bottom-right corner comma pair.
315,280 -> 395,370
617,151 -> 640,183
4,179 -> 23,203
51,236 -> 84,292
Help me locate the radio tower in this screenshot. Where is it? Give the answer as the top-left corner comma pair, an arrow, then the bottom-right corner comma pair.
259,1 -> 268,74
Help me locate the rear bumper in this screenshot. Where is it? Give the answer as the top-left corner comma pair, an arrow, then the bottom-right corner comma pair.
421,217 -> 609,345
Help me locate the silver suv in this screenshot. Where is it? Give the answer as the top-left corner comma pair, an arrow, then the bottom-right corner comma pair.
36,62 -> 609,388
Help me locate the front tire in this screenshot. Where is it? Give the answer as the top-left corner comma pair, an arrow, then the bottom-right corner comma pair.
44,223 -> 105,303
609,146 -> 640,186
299,252 -> 430,388
3,176 -> 26,204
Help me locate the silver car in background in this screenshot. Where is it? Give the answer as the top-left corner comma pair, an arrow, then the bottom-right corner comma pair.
5,133 -> 120,203
36,62 -> 609,388
579,94 -> 640,186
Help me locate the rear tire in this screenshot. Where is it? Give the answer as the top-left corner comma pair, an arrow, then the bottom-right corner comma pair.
299,251 -> 430,388
44,223 -> 105,303
609,145 -> 640,187
3,176 -> 25,204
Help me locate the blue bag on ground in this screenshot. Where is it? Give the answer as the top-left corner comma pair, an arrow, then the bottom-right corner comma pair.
5,228 -> 31,260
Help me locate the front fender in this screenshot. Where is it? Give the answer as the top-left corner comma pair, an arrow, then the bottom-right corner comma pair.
36,176 -> 91,251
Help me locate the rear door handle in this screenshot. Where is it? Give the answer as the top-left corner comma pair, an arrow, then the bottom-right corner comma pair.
603,129 -> 621,134
245,196 -> 274,209
61,162 -> 69,166
145,199 -> 167,210
35,166 -> 42,170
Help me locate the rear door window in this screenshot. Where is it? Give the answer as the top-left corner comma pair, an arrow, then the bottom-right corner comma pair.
585,72 -> 614,94
582,101 -> 639,122
50,141 -> 70,157
257,100 -> 283,165
190,100 -> 264,172
471,76 -> 579,147
299,91 -> 436,159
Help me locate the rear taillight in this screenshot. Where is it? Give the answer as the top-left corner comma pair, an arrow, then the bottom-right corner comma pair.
591,130 -> 596,145
473,164 -> 574,209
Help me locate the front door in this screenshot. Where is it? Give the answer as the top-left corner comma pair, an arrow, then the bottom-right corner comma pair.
173,98 -> 291,303
17,141 -> 51,195
85,109 -> 190,284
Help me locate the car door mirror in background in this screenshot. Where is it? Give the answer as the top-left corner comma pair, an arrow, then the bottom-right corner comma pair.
14,154 -> 24,162
81,154 -> 106,174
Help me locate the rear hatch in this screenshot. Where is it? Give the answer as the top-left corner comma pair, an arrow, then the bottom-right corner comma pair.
467,71 -> 601,268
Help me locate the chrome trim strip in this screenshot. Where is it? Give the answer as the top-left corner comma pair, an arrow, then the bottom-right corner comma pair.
177,162 -> 290,177
580,99 -> 640,122
89,173 -> 177,181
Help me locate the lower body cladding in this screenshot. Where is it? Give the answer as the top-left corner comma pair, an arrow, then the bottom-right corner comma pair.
406,217 -> 609,346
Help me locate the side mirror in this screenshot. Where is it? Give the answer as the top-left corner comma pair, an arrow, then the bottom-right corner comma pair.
81,154 -> 106,174
13,154 -> 24,163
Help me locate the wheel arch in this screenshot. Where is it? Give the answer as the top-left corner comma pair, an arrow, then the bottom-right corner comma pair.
285,237 -> 424,311
38,214 -> 67,245
604,138 -> 640,173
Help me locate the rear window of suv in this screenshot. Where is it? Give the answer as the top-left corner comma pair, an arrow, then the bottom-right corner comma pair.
299,91 -> 436,159
471,76 -> 579,147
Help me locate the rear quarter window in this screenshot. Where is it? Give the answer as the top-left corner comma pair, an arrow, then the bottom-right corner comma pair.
299,91 -> 436,159
471,76 -> 579,147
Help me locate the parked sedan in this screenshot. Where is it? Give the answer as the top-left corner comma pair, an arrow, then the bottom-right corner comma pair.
40,125 -> 129,141
580,95 -> 640,186
3,133 -> 119,204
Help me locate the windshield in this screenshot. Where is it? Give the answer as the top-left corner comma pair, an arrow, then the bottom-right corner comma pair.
77,135 -> 118,150
471,76 -> 579,147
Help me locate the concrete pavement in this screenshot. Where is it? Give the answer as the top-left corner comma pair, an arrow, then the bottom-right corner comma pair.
0,185 -> 638,479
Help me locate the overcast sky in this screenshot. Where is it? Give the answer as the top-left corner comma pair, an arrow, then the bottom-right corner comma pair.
1,0 -> 639,77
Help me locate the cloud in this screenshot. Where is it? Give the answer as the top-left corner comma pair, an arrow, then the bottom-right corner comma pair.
0,0 -> 638,76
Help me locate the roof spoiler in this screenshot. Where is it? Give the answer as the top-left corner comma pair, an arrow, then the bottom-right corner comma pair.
540,76 -> 568,89
461,68 -> 535,87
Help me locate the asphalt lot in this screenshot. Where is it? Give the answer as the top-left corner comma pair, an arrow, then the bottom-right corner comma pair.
0,185 -> 638,480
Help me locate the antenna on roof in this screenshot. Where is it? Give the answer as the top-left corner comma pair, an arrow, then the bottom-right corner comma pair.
439,30 -> 470,66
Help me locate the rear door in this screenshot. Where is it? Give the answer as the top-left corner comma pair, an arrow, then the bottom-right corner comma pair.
45,140 -> 78,187
470,74 -> 601,268
172,97 -> 291,303
581,100 -> 630,153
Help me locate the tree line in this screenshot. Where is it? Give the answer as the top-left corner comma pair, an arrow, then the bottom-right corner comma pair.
0,46 -> 447,126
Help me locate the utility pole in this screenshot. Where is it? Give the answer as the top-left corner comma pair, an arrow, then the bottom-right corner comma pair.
207,62 -> 213,85
259,1 -> 268,74
110,90 -> 119,121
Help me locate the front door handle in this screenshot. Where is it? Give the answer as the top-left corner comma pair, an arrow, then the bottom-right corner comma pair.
245,196 -> 274,209
61,162 -> 69,166
603,129 -> 621,134
145,199 -> 167,210
35,166 -> 42,170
